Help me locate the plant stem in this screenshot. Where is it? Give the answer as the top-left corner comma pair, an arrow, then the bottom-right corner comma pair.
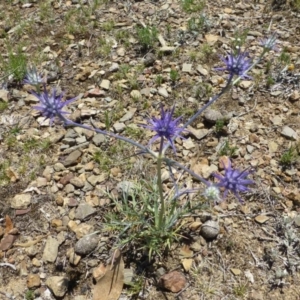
157,137 -> 165,230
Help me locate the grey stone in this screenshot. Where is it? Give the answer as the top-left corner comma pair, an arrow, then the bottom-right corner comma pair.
46,276 -> 69,298
204,109 -> 223,124
70,177 -> 85,188
75,136 -> 86,144
63,150 -> 82,167
109,63 -> 119,72
182,63 -> 192,73
113,122 -> 126,133
87,174 -> 106,186
281,126 -> 298,140
92,133 -> 105,146
42,236 -> 59,263
74,234 -> 99,255
158,87 -> 169,98
75,203 -> 96,220
120,108 -> 136,122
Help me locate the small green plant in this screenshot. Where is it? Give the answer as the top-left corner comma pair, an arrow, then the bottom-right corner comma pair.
155,75 -> 164,86
232,29 -> 249,50
279,48 -> 291,65
0,100 -> 8,111
199,43 -> 213,60
266,76 -> 275,88
101,20 -> 115,31
215,119 -> 226,133
219,140 -> 238,157
181,0 -> 206,12
104,179 -> 194,258
233,283 -> 248,297
170,69 -> 179,83
1,45 -> 27,82
25,290 -> 34,300
187,14 -> 209,32
136,26 -> 158,50
280,146 -> 298,166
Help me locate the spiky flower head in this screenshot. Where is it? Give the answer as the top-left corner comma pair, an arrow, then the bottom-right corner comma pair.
142,105 -> 185,154
23,65 -> 44,85
213,158 -> 254,202
203,185 -> 221,203
215,49 -> 252,79
260,32 -> 277,52
32,84 -> 77,126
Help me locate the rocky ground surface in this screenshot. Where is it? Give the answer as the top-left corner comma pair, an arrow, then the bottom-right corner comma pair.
0,0 -> 300,299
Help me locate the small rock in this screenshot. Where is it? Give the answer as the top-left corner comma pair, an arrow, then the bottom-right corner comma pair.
67,248 -> 81,265
124,268 -> 134,285
46,276 -> 69,298
268,141 -> 278,153
11,194 -> 31,209
204,109 -> 223,124
182,63 -> 192,73
159,271 -> 186,293
92,133 -> 105,146
87,174 -> 107,186
231,268 -> 241,276
158,87 -> 169,98
63,150 -> 82,167
75,234 -> 99,255
100,79 -> 110,90
196,65 -> 208,76
109,63 -> 119,72
68,221 -> 95,239
281,126 -> 298,140
113,122 -> 126,133
42,236 -> 59,263
143,53 -> 156,66
70,177 -> 84,188
75,203 -> 96,220
120,108 -> 136,122
27,274 -> 41,288
290,90 -> 300,101
239,81 -> 252,89
254,215 -> 269,224
200,220 -> 219,239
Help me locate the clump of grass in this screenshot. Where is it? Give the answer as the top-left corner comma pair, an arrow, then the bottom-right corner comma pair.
219,140 -> 238,157
181,0 -> 206,13
136,26 -> 158,50
0,45 -> 27,83
170,69 -> 179,83
280,146 -> 299,166
0,100 -> 8,111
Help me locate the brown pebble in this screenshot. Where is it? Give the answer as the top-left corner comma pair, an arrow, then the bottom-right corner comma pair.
159,271 -> 186,293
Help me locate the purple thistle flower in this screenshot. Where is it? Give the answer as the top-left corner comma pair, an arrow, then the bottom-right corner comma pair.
213,158 -> 254,202
215,49 -> 252,79
142,105 -> 185,154
23,65 -> 44,85
32,84 -> 77,126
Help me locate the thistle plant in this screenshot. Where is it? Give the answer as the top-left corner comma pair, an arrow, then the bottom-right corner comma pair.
27,35 -> 275,256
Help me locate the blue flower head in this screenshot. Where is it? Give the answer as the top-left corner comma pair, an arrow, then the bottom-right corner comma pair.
24,65 -> 44,85
32,84 -> 77,125
215,49 -> 252,79
142,105 -> 185,154
213,158 -> 254,202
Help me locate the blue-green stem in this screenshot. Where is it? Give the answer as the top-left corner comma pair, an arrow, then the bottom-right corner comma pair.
157,137 -> 165,231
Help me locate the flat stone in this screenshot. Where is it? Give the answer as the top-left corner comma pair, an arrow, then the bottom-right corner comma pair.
27,274 -> 41,288
239,81 -> 252,89
11,194 -> 31,209
255,215 -> 270,224
109,63 -> 119,72
63,150 -> 82,167
68,221 -> 95,239
100,79 -> 110,90
113,122 -> 126,133
75,203 -> 96,220
159,271 -> 186,293
70,177 -> 85,188
182,63 -> 192,73
46,276 -> 69,298
120,108 -> 137,122
196,65 -> 208,76
92,133 -> 106,146
204,109 -> 223,124
281,126 -> 298,140
42,236 -> 59,263
75,234 -> 99,255
231,268 -> 241,276
87,174 -> 107,186
183,138 -> 195,150
158,87 -> 169,98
